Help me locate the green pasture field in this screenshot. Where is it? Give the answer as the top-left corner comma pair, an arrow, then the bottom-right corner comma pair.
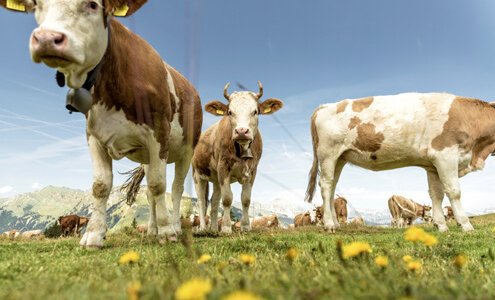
0,215 -> 494,300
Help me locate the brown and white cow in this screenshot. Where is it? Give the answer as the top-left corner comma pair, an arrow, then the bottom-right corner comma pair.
388,195 -> 432,228
444,206 -> 455,221
192,82 -> 283,233
1,0 -> 202,247
334,197 -> 348,224
188,214 -> 210,232
306,93 -> 493,232
294,212 -> 313,227
21,230 -> 44,239
58,215 -> 80,237
77,216 -> 90,236
251,214 -> 279,229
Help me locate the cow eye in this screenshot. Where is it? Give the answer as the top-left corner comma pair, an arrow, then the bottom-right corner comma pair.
88,1 -> 99,11
253,110 -> 258,116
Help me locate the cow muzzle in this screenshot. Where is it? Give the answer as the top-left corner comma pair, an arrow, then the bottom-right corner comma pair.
30,29 -> 74,68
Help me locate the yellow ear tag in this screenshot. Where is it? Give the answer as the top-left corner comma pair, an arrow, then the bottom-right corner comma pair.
263,107 -> 272,114
216,110 -> 224,115
113,4 -> 129,17
6,0 -> 26,12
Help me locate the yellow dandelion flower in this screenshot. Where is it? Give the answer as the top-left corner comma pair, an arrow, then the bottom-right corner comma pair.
421,234 -> 438,247
286,248 -> 299,262
402,255 -> 413,263
127,281 -> 142,300
239,254 -> 256,266
454,255 -> 467,268
374,255 -> 389,267
407,260 -> 422,272
197,254 -> 212,264
119,251 -> 140,265
221,291 -> 264,300
175,278 -> 212,300
404,227 -> 426,242
342,242 -> 372,259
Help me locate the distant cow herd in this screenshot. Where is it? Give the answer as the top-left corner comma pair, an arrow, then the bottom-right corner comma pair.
2,0 -> 493,248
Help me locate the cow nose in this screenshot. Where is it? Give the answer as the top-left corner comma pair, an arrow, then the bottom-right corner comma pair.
31,29 -> 67,51
235,127 -> 249,135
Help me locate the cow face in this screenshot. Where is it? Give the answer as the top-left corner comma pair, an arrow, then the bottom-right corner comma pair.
205,82 -> 283,157
1,0 -> 146,88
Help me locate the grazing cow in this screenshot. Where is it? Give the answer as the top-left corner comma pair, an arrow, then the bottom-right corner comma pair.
388,195 -> 432,228
294,212 -> 313,227
334,197 -> 348,224
77,216 -> 90,236
306,93 -> 494,232
192,82 -> 283,233
444,206 -> 455,221
58,215 -> 80,237
251,215 -> 279,229
21,230 -> 44,239
350,217 -> 365,225
1,0 -> 203,247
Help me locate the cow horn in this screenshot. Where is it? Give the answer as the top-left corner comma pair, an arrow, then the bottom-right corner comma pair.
223,82 -> 231,101
256,81 -> 263,100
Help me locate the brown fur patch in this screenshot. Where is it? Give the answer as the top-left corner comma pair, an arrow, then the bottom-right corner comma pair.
336,100 -> 348,113
348,116 -> 362,130
334,197 -> 348,224
353,122 -> 384,152
431,97 -> 495,169
352,97 -> 374,112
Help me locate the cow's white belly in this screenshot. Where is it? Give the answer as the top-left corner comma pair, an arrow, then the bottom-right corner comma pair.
87,103 -> 154,164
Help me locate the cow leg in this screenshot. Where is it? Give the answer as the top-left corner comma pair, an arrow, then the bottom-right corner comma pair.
434,165 -> 474,232
171,154 -> 192,233
220,180 -> 234,234
427,170 -> 448,232
209,182 -> 221,231
194,177 -> 208,231
240,181 -> 253,232
319,158 -> 342,232
80,136 -> 112,248
145,159 -> 176,242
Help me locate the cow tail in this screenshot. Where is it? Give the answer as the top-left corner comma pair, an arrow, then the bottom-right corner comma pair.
120,165 -> 146,206
305,109 -> 320,203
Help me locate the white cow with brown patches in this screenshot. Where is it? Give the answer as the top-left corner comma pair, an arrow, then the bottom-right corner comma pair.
1,0 -> 203,248
306,93 -> 495,232
192,82 -> 283,233
388,195 -> 432,228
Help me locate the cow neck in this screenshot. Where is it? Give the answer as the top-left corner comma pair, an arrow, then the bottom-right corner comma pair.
61,17 -> 110,114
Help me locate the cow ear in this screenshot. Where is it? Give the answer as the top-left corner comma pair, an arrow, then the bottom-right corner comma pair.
106,0 -> 147,17
259,98 -> 283,115
205,101 -> 228,116
0,0 -> 35,13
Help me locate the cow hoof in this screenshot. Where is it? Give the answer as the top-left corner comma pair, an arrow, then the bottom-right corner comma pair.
221,226 -> 232,234
461,223 -> 474,232
435,223 -> 449,232
80,231 -> 104,248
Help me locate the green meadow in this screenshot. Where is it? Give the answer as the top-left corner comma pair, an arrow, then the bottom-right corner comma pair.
1,215 -> 495,300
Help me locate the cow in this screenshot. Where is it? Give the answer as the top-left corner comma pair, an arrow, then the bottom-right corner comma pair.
349,216 -> 365,225
294,212 -> 313,227
305,93 -> 490,232
251,215 -> 279,229
1,0 -> 203,247
58,215 -> 80,237
189,214 -> 210,232
21,230 -> 44,239
3,230 -> 20,240
444,206 -> 455,221
388,195 -> 432,228
192,82 -> 283,233
334,197 -> 348,224
77,216 -> 90,236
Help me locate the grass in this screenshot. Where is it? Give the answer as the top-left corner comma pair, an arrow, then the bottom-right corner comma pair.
0,219 -> 494,300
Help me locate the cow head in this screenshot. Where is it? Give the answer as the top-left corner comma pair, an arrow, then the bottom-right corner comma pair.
420,204 -> 432,222
1,0 -> 146,88
205,81 -> 283,158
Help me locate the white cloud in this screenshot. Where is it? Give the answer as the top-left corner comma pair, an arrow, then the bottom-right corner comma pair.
31,182 -> 43,190
0,186 -> 14,194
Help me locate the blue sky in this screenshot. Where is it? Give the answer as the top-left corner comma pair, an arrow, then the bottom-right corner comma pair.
1,0 -> 495,212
